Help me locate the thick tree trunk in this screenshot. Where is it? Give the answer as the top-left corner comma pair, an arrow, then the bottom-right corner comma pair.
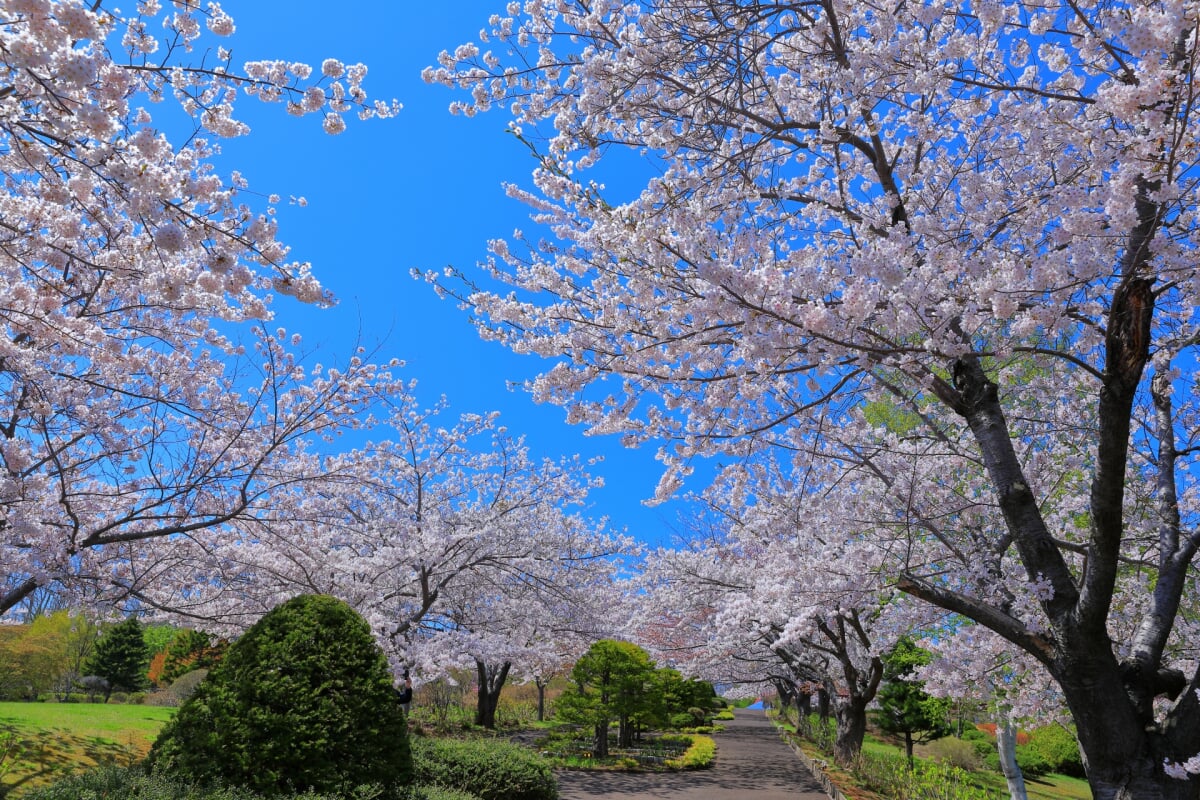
833,697 -> 868,767
996,721 -> 1028,800
796,689 -> 813,735
798,688 -> 812,719
593,722 -> 609,758
474,660 -> 511,729
773,678 -> 798,726
817,687 -> 831,721
618,715 -> 634,747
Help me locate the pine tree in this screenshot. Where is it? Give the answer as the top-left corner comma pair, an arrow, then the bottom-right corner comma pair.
83,617 -> 149,702
875,638 -> 950,768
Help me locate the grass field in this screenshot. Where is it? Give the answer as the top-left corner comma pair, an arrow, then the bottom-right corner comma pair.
0,702 -> 175,797
896,739 -> 1092,800
783,718 -> 1093,800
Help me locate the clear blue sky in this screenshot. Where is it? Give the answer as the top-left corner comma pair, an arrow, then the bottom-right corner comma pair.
207,2 -> 699,545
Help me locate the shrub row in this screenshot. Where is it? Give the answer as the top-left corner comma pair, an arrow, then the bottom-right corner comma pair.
664,734 -> 716,769
20,766 -> 473,800
852,751 -> 1004,800
410,736 -> 557,800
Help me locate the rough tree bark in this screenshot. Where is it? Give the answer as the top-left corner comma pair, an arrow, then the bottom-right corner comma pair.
474,660 -> 511,730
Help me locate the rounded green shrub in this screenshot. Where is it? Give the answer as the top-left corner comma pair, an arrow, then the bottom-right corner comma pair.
1027,723 -> 1086,778
1014,743 -> 1052,778
926,736 -> 983,772
149,594 -> 411,796
25,765 -> 445,800
410,736 -> 557,800
668,711 -> 695,729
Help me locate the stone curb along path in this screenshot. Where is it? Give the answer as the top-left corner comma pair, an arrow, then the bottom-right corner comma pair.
554,708 -> 833,799
780,734 -> 850,800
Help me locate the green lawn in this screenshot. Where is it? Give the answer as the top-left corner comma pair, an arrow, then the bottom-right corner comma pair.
0,701 -> 175,797
970,769 -> 1093,800
785,717 -> 1092,800
871,736 -> 1093,800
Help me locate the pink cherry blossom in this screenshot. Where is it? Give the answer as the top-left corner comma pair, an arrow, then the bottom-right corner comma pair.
430,1 -> 1200,794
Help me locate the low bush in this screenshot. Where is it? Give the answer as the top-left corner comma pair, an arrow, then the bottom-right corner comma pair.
713,709 -> 735,721
926,736 -> 983,772
406,787 -> 480,800
21,765 -> 414,800
1013,744 -> 1051,778
957,729 -> 1000,770
411,737 -> 557,800
668,712 -> 695,729
1026,723 -> 1085,778
805,714 -> 836,752
664,735 -> 715,769
852,751 -> 1001,800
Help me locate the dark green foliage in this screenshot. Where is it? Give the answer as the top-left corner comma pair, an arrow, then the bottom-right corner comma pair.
654,669 -> 717,728
161,628 -> 227,685
668,712 -> 696,729
22,765 -> 453,800
405,786 -> 481,800
143,624 -> 180,658
149,594 -> 411,796
1027,723 -> 1086,777
410,737 -> 557,800
874,638 -> 951,765
84,616 -> 150,698
958,728 -> 998,768
1013,743 -> 1052,778
555,640 -> 657,755
957,726 -> 1060,777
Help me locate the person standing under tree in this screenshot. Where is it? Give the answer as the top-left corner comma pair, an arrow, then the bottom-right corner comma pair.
395,673 -> 413,714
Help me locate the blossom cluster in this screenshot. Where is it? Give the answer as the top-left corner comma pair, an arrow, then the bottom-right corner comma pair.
0,0 -> 400,617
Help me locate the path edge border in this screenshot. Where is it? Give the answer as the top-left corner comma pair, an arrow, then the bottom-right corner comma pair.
780,734 -> 849,800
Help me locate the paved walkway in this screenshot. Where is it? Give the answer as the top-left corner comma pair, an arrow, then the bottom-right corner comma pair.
554,709 -> 830,799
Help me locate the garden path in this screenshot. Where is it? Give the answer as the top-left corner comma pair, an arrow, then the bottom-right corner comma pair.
554,708 -> 829,800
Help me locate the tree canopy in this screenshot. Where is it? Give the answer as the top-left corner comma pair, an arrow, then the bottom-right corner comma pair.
428,0 -> 1200,795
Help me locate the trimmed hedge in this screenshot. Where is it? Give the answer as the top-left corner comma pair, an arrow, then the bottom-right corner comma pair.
21,766 -> 391,800
410,787 -> 481,800
411,736 -> 557,800
665,734 -> 716,769
149,594 -> 411,796
22,766 -> 470,800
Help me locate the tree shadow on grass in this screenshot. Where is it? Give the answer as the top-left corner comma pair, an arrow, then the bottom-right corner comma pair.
0,726 -> 144,797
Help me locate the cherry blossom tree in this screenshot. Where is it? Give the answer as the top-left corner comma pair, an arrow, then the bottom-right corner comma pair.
429,514 -> 631,728
429,1 -> 1200,795
637,471 -> 939,765
0,1 -> 399,615
138,395 -> 632,704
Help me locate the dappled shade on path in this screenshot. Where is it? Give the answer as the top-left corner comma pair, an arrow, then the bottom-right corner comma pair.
555,709 -> 829,799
